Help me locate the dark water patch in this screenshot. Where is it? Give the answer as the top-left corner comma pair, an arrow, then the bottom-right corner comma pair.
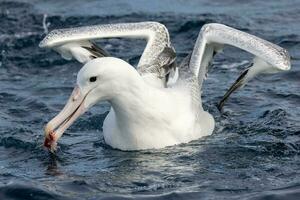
276,34 -> 300,47
281,70 -> 300,81
70,112 -> 109,132
92,185 -> 300,200
176,19 -> 210,33
0,183 -> 68,200
0,2 -> 44,34
244,184 -> 300,200
57,179 -> 101,194
0,135 -> 40,152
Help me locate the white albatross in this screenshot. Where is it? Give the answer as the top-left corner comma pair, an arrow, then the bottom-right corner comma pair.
40,22 -> 291,151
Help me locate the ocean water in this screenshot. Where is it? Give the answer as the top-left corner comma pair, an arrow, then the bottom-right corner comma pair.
0,0 -> 300,199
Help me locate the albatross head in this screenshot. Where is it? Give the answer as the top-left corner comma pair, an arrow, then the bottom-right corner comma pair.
44,57 -> 138,152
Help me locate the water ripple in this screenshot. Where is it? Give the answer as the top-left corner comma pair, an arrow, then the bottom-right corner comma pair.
0,0 -> 299,199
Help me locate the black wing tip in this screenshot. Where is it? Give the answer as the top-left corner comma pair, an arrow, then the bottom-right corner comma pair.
217,67 -> 251,111
82,42 -> 110,58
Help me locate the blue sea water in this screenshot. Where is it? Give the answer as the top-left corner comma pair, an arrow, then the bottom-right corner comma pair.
0,0 -> 300,199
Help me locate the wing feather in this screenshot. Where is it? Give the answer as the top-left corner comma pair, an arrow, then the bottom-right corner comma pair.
40,22 -> 176,87
186,23 -> 291,109
189,23 -> 291,87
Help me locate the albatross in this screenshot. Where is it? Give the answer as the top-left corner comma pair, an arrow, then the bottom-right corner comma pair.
40,22 -> 291,151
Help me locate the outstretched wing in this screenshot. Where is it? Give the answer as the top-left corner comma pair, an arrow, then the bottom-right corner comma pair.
187,23 -> 291,109
39,22 -> 176,87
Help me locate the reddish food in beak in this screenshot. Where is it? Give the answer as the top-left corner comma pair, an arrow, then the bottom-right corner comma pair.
44,85 -> 87,152
44,131 -> 55,148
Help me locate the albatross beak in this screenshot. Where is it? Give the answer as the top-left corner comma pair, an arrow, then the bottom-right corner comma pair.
44,85 -> 87,152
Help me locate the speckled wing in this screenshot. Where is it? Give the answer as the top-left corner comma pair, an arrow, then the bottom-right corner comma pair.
189,23 -> 291,87
185,23 -> 291,109
39,22 -> 175,79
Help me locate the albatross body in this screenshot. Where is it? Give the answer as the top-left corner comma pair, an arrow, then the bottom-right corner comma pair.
41,22 -> 291,151
91,58 -> 213,150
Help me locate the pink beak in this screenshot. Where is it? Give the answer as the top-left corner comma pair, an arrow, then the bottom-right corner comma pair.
44,85 -> 86,152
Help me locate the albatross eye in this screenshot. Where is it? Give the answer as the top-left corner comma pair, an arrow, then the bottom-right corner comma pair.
89,76 -> 97,82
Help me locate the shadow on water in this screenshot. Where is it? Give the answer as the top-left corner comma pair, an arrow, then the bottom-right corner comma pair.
44,154 -> 64,176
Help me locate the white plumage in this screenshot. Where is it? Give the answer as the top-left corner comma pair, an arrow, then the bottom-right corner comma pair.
41,22 -> 290,151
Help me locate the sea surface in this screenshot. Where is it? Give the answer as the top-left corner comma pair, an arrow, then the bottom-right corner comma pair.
0,0 -> 300,199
